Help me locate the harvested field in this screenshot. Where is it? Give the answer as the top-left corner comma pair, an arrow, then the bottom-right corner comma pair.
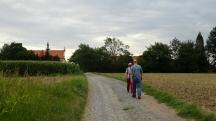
101,73 -> 216,112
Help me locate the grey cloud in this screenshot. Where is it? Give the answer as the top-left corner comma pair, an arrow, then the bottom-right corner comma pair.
0,0 -> 215,58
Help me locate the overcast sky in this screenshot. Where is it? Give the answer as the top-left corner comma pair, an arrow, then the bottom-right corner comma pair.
0,0 -> 215,59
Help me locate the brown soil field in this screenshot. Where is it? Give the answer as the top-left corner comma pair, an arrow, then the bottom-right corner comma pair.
102,73 -> 216,112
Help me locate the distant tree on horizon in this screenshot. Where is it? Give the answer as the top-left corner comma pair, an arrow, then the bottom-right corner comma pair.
68,27 -> 216,73
196,32 -> 205,51
140,43 -> 172,72
104,37 -> 130,57
0,42 -> 37,60
170,37 -> 181,60
176,41 -> 197,72
0,42 -> 60,61
69,38 -> 132,72
206,27 -> 216,70
195,32 -> 209,72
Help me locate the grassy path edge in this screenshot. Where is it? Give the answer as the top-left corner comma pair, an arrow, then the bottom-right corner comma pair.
0,74 -> 88,121
97,73 -> 216,121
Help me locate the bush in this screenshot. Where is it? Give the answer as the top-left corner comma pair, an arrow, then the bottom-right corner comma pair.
0,61 -> 81,76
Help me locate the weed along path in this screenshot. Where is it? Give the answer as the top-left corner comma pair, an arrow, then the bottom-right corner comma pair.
83,73 -> 185,121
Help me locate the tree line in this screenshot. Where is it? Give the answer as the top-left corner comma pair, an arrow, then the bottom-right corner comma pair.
1,26 -> 215,72
140,27 -> 216,72
70,27 -> 216,72
69,38 -> 133,72
0,42 -> 60,61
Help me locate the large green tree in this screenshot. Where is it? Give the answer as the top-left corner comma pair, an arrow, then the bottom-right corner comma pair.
114,52 -> 133,72
196,32 -> 205,51
69,44 -> 97,71
206,27 -> 216,70
69,44 -> 113,72
176,41 -> 197,72
0,42 -> 37,60
170,37 -> 181,60
93,47 -> 113,72
70,38 -> 132,72
195,32 -> 208,72
103,37 -> 132,71
140,43 -> 172,72
169,38 -> 181,72
104,37 -> 130,57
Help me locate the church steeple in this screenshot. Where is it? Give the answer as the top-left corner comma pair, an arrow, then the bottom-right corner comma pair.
46,42 -> 50,51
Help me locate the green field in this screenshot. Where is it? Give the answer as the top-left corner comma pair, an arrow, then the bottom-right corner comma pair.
0,61 -> 80,76
0,74 -> 88,121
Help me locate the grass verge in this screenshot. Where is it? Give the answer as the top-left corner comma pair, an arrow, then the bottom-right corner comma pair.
0,74 -> 88,121
99,73 -> 216,121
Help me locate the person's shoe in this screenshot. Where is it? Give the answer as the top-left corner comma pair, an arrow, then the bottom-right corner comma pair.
138,96 -> 141,99
132,95 -> 136,98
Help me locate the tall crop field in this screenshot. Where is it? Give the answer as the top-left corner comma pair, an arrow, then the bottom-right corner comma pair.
0,74 -> 88,121
0,61 -> 80,76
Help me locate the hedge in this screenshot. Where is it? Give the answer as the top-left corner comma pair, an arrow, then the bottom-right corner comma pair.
0,61 -> 81,76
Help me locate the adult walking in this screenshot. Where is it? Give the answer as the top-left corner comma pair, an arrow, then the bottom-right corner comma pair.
131,59 -> 143,99
125,63 -> 133,94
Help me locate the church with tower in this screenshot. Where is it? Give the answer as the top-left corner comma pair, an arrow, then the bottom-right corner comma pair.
32,43 -> 65,62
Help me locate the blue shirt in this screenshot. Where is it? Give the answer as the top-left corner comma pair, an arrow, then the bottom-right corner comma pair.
131,64 -> 143,80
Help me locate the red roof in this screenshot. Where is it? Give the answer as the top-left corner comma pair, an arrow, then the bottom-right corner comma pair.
32,50 -> 65,59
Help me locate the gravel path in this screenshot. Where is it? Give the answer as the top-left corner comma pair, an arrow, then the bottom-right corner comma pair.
82,73 -> 185,121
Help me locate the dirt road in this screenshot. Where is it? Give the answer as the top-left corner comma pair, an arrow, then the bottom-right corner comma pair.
83,73 -> 185,121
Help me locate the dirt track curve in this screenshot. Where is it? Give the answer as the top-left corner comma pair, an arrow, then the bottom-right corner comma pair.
82,73 -> 185,121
